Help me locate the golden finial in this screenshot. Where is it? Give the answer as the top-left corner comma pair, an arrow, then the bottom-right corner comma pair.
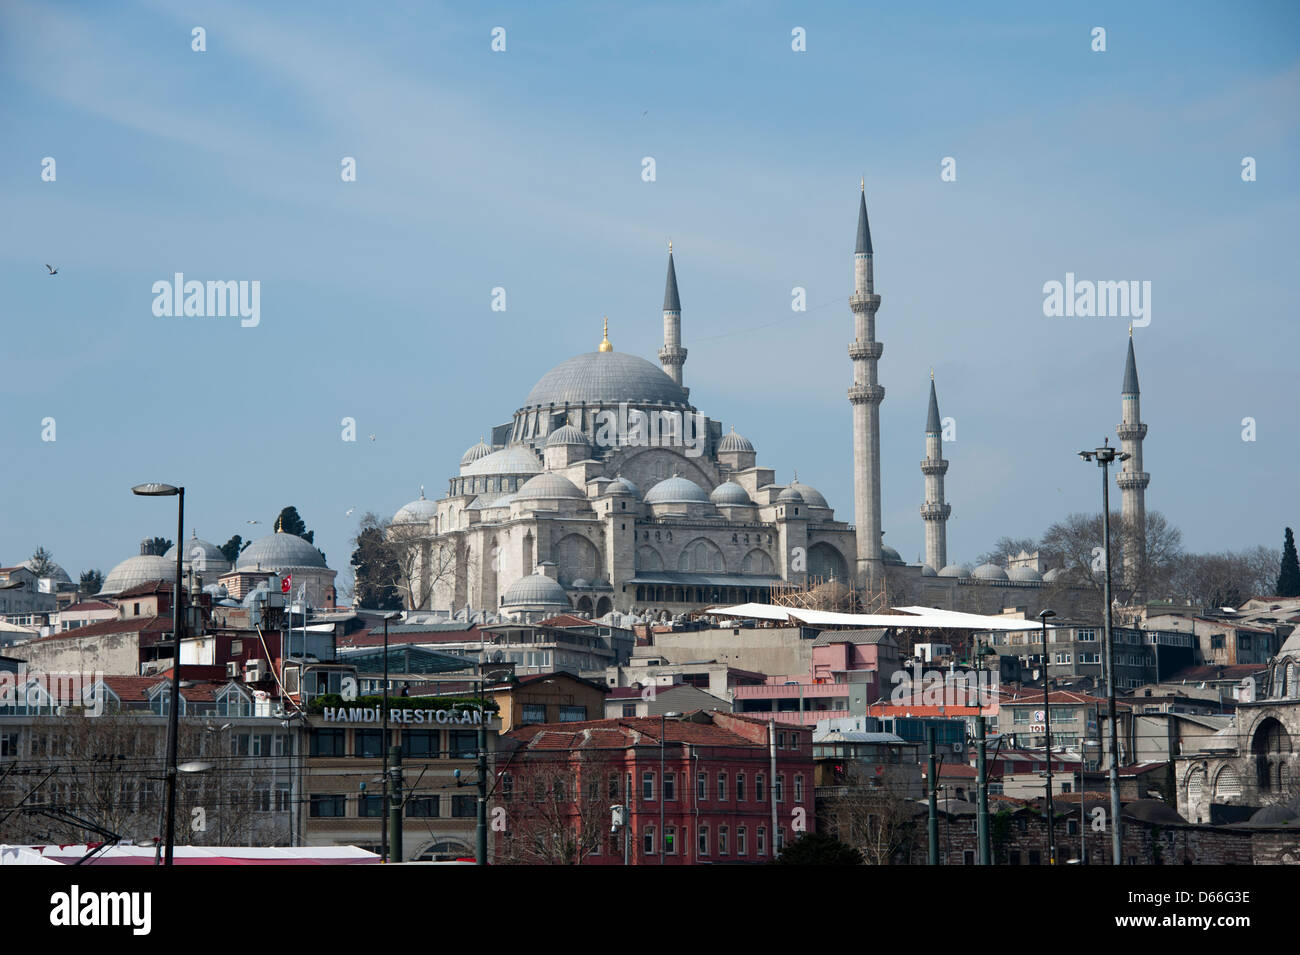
860,177 -> 865,192
598,316 -> 613,352
668,239 -> 672,254
275,514 -> 283,532
1129,322 -> 1133,338
930,368 -> 934,381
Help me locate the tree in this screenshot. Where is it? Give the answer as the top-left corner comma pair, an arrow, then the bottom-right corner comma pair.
772,831 -> 863,865
1039,510 -> 1182,612
275,506 -> 314,544
350,514 -> 403,611
1278,528 -> 1300,598
1171,548 -> 1280,609
818,766 -> 919,865
142,537 -> 172,557
494,749 -> 614,864
79,569 -> 104,594
219,535 -> 246,563
28,546 -> 56,578
976,537 -> 1038,568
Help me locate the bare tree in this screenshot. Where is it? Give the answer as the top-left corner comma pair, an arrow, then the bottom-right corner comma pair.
1040,510 -> 1182,612
820,769 -> 919,865
495,749 -> 614,864
976,537 -> 1038,568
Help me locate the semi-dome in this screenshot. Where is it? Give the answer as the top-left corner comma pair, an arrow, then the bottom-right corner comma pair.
605,476 -> 640,498
793,483 -> 829,508
100,554 -> 176,595
710,481 -> 752,506
1043,568 -> 1064,582
717,428 -> 754,454
462,445 -> 542,477
777,485 -> 805,504
235,532 -> 327,571
545,424 -> 590,448
515,472 -> 585,501
972,563 -> 1009,581
882,545 -> 905,566
1007,566 -> 1042,582
21,557 -> 72,584
521,351 -> 691,410
501,573 -> 570,609
921,564 -> 938,577
645,475 -> 710,505
460,438 -> 493,467
938,563 -> 972,578
164,535 -> 233,577
393,490 -> 438,525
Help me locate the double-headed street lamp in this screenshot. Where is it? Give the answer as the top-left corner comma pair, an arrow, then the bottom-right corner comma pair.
1038,608 -> 1057,865
131,482 -> 184,867
1078,439 -> 1128,866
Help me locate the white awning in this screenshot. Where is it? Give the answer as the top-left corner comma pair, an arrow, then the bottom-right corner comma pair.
705,602 -> 1040,631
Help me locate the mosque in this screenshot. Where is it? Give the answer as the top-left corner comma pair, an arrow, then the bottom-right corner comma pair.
377,187 -> 1150,623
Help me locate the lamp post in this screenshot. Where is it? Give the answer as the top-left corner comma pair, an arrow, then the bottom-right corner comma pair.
1078,439 -> 1128,865
1038,608 -> 1057,865
379,610 -> 400,863
132,483 -> 184,866
658,710 -> 681,864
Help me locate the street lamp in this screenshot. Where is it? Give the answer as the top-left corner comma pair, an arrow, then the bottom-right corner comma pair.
132,482 -> 184,866
379,610 -> 401,863
1078,439 -> 1128,865
659,710 -> 682,864
1038,607 -> 1057,865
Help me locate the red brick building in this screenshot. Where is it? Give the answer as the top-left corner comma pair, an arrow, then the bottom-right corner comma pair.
495,711 -> 814,864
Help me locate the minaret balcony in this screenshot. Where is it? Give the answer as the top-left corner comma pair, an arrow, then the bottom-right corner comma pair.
848,341 -> 883,361
1116,471 -> 1150,490
848,384 -> 885,405
920,459 -> 949,475
849,292 -> 881,310
1116,423 -> 1148,441
658,345 -> 687,364
920,503 -> 951,521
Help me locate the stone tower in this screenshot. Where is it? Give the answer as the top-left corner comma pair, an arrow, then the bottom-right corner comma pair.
659,242 -> 687,393
1116,330 -> 1150,583
848,183 -> 884,586
920,374 -> 951,571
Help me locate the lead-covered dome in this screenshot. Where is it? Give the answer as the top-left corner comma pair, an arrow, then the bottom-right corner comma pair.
236,532 -> 327,571
501,573 -> 571,609
645,475 -> 710,505
394,491 -> 438,525
938,563 -> 971,578
605,476 -> 640,498
972,562 -> 1009,581
21,557 -> 72,584
882,546 -> 906,566
717,429 -> 754,453
515,472 -> 585,501
545,424 -> 590,448
710,481 -> 752,506
777,485 -> 805,504
101,555 -> 176,595
164,535 -> 233,577
460,438 -> 493,467
462,445 -> 542,477
1007,566 -> 1042,582
521,351 -> 691,410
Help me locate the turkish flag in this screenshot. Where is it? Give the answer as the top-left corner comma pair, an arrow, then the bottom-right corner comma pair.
281,574 -> 292,594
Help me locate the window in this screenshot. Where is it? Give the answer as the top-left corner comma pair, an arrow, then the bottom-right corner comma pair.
717,772 -> 727,801
776,827 -> 786,851
452,795 -> 476,817
559,705 -> 586,722
1013,709 -> 1030,724
608,773 -> 619,799
664,827 -> 676,855
757,827 -> 767,856
697,771 -> 707,800
0,732 -> 18,757
664,772 -> 676,801
775,774 -> 785,803
698,825 -> 709,856
449,730 -> 477,759
355,729 -> 384,758
621,703 -> 637,717
736,773 -> 746,801
737,827 -> 747,856
642,771 -> 655,801
402,729 -> 438,758
644,827 -> 656,855
309,794 -> 345,817
501,773 -> 514,801
359,794 -> 384,817
718,826 -> 729,856
777,731 -> 786,749
1009,850 -> 1021,865
310,729 -> 346,757
1067,818 -> 1079,835
963,850 -> 975,865
1029,850 -> 1041,865
794,774 -> 804,803
521,703 -> 547,724
275,783 -> 290,813
756,774 -> 765,802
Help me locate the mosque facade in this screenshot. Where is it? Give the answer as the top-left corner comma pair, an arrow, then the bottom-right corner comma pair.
387,189 -> 1148,622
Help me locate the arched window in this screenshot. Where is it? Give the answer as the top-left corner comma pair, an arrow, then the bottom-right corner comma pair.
741,549 -> 774,575
678,538 -> 724,574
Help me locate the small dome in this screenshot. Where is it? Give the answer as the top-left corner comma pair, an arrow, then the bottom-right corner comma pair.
236,532 -> 327,571
938,563 -> 972,578
605,476 -> 640,498
164,535 -> 233,578
515,472 -> 585,501
393,491 -> 438,525
462,445 -> 542,477
545,424 -> 590,448
777,484 -> 805,504
882,546 -> 905,566
972,563 -> 1009,581
710,481 -> 752,506
718,428 -> 754,454
1124,799 -> 1186,825
921,564 -> 938,577
101,554 -> 177,595
571,578 -> 590,589
1249,804 -> 1294,825
1008,566 -> 1042,582
501,573 -> 571,609
460,438 -> 493,467
1043,568 -> 1063,582
645,475 -> 710,505
793,483 -> 829,508
21,558 -> 72,584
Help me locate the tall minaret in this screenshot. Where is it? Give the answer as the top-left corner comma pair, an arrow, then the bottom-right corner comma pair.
1116,328 -> 1150,583
920,372 -> 951,571
659,241 -> 687,392
848,181 -> 884,586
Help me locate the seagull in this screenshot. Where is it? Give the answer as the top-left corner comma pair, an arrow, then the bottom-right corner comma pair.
246,519 -> 261,525
369,434 -> 376,442
44,264 -> 58,275
345,507 -> 356,517
642,110 -> 649,118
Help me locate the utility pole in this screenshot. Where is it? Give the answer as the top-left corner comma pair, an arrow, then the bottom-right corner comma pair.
387,744 -> 403,863
927,726 -> 938,865
1079,766 -> 1087,864
976,715 -> 989,864
476,705 -> 488,866
1040,608 -> 1057,865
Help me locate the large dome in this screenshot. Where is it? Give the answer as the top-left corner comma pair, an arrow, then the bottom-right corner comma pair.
515,472 -> 585,501
235,532 -> 327,571
645,475 -> 710,505
972,562 -> 1009,581
501,573 -> 570,609
462,445 -> 542,477
394,492 -> 438,525
101,554 -> 176,595
164,536 -> 233,577
521,351 -> 691,410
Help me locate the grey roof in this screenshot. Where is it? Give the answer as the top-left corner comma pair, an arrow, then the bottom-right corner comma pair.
545,424 -> 590,447
1007,566 -> 1042,582
972,562 -> 1009,581
709,481 -> 752,506
515,472 -> 585,501
164,536 -> 232,576
501,573 -> 570,608
605,476 -> 640,498
100,554 -> 176,595
814,730 -> 907,745
939,563 -> 972,578
882,545 -> 905,566
1122,336 -> 1140,394
921,563 -> 937,576
235,532 -> 327,571
460,438 -> 493,467
462,445 -> 542,477
21,558 -> 71,584
393,493 -> 438,524
645,475 -> 711,505
855,187 -> 873,254
926,378 -> 942,433
777,484 -> 805,504
627,571 -> 782,588
521,351 -> 691,410
811,628 -> 895,647
717,428 -> 754,454
663,250 -> 681,312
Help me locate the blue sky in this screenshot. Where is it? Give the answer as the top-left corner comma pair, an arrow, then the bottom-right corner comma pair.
1,0 -> 1297,590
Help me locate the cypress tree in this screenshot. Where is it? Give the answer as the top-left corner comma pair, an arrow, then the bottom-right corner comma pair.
1278,527 -> 1300,597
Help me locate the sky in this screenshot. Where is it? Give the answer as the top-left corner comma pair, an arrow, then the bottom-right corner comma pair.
1,0 -> 1297,592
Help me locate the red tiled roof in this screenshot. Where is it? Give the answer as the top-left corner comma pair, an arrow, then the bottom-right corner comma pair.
535,613 -> 597,628
61,601 -> 116,612
26,615 -> 168,643
1166,664 -> 1267,681
506,713 -> 788,751
113,580 -> 175,598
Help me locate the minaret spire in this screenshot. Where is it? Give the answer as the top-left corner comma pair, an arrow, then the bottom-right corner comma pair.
659,241 -> 687,392
920,376 -> 951,570
1117,333 -> 1149,586
848,182 -> 884,587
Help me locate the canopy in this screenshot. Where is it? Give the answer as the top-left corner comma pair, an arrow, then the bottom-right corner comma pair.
704,603 -> 1046,632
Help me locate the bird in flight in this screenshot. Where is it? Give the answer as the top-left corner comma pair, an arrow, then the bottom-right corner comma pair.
246,519 -> 261,525
369,434 -> 376,442
345,507 -> 356,517
44,264 -> 58,275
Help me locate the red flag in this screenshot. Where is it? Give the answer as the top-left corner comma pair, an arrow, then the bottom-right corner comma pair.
281,574 -> 292,594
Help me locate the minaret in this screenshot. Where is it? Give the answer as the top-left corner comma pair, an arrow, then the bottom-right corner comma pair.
848,181 -> 885,586
1116,328 -> 1150,583
659,241 -> 687,392
920,372 -> 951,570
